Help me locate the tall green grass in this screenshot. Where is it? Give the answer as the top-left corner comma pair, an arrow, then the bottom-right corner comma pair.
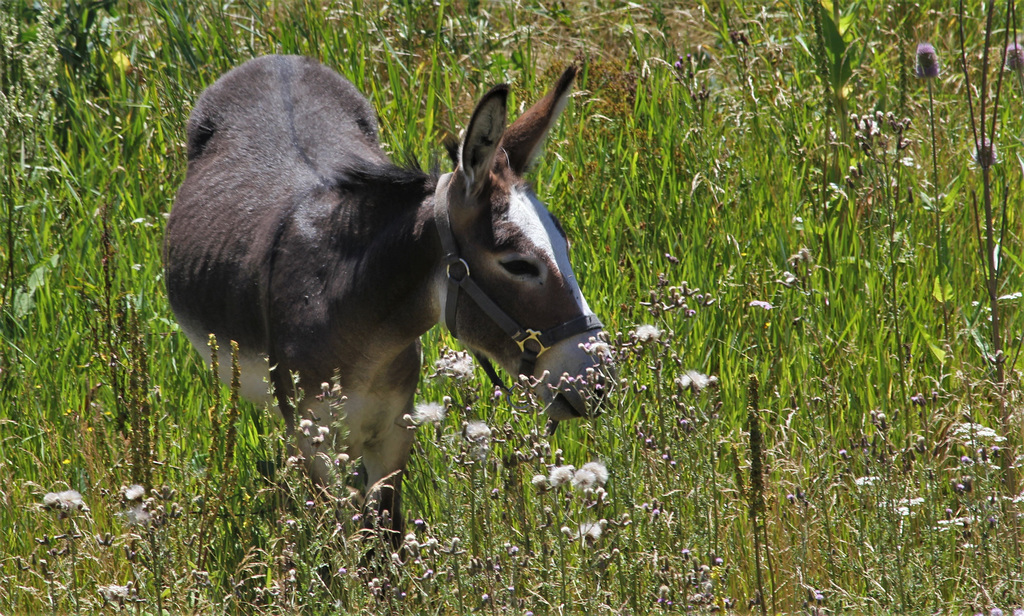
2,0 -> 1023,613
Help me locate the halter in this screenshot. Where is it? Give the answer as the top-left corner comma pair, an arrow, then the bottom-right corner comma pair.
433,173 -> 604,384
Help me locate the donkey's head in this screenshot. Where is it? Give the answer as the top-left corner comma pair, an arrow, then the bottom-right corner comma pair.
434,66 -> 612,421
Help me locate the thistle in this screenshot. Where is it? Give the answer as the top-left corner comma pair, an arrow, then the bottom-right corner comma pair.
916,42 -> 940,79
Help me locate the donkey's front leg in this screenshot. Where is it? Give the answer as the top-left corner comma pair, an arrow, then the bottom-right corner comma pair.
362,420 -> 415,548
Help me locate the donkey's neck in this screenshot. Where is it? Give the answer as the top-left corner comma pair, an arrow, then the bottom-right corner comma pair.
333,195 -> 443,348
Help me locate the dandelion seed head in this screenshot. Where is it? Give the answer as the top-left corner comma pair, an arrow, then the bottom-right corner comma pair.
572,468 -> 599,491
531,474 -> 549,489
412,401 -> 447,426
464,420 -> 491,443
42,489 -> 87,513
97,584 -> 131,602
633,324 -> 662,343
584,340 -> 614,361
464,420 -> 492,461
123,484 -> 146,502
125,504 -> 152,527
433,349 -> 475,380
676,369 -> 716,393
577,520 -> 604,543
548,465 -> 576,488
579,461 -> 609,486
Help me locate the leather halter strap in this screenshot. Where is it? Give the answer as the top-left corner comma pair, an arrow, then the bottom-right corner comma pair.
433,173 -> 604,381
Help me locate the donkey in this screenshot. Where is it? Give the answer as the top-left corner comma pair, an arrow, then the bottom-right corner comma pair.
164,55 -> 609,539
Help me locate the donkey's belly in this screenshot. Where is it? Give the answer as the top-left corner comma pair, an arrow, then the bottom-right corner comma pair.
181,324 -> 276,408
181,320 -> 414,479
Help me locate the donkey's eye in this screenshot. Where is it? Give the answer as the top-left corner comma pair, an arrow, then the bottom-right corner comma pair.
500,258 -> 542,279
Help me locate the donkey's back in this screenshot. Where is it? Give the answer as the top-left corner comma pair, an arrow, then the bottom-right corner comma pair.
186,54 -> 385,179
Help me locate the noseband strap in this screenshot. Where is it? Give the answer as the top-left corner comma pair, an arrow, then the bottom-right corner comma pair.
434,175 -> 603,380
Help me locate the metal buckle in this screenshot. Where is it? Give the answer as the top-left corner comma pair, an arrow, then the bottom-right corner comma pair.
446,258 -> 470,282
516,329 -> 549,356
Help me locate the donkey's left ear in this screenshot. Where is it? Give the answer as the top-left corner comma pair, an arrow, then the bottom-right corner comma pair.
501,65 -> 578,175
460,84 -> 509,196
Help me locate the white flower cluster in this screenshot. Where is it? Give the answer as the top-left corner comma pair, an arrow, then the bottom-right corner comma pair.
533,460 -> 609,493
463,420 -> 492,461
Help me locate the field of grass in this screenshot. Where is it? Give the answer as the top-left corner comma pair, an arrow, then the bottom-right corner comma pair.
3,0 -> 1024,613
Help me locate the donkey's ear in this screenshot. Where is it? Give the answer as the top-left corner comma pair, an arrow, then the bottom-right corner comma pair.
501,65 -> 578,175
459,84 -> 508,195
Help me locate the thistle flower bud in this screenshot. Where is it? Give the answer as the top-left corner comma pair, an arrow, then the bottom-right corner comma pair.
916,42 -> 940,79
1006,42 -> 1024,72
975,136 -> 997,168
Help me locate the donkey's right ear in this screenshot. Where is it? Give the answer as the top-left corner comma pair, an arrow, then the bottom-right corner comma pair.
458,84 -> 508,196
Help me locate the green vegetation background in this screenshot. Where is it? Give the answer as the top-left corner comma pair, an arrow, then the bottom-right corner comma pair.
1,0 -> 1022,613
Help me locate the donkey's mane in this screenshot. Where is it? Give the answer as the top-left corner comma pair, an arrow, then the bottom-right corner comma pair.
338,158 -> 438,207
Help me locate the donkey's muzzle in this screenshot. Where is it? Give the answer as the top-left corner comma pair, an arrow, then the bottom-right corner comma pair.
543,368 -> 612,421
534,327 -> 614,421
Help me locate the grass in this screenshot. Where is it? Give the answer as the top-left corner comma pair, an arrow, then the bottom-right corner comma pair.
2,0 -> 1024,613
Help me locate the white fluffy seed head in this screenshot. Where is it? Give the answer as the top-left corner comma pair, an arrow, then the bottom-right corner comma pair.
42,489 -> 87,512
548,465 -> 576,488
633,324 -> 662,343
464,421 -> 492,461
578,461 -> 609,487
434,349 -> 475,380
676,370 -> 718,393
123,484 -> 146,502
572,468 -> 598,491
464,420 -> 491,443
578,520 -> 604,543
412,401 -> 447,426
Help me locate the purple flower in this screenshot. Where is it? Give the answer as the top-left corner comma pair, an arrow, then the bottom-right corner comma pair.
1006,42 -> 1024,72
748,300 -> 774,310
916,42 -> 940,79
975,136 -> 997,168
